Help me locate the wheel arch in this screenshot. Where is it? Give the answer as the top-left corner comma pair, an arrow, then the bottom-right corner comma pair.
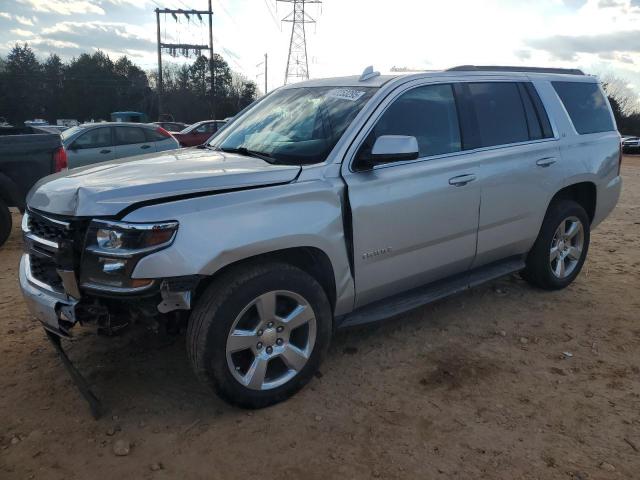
548,181 -> 597,223
195,246 -> 338,312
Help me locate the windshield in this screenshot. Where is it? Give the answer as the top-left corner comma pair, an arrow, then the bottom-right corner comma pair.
211,86 -> 377,165
179,123 -> 200,134
61,125 -> 84,141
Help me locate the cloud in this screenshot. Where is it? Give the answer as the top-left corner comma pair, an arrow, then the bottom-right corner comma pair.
15,15 -> 34,26
0,12 -> 11,20
598,0 -> 624,7
527,30 -> 640,60
514,49 -> 532,60
10,29 -> 34,37
41,21 -> 156,55
561,0 -> 588,9
102,0 -> 153,6
17,0 -> 104,16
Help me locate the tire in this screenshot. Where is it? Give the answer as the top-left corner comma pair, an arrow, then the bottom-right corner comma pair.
522,199 -> 590,290
0,199 -> 12,248
187,262 -> 332,408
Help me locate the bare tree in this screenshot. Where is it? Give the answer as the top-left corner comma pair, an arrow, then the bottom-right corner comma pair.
600,73 -> 640,116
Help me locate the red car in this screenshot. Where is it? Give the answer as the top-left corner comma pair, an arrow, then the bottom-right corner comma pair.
173,120 -> 227,147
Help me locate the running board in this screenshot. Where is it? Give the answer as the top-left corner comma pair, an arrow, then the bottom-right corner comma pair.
337,257 -> 525,328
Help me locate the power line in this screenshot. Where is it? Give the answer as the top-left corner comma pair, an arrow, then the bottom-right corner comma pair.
263,0 -> 281,30
277,0 -> 321,84
155,5 -> 215,117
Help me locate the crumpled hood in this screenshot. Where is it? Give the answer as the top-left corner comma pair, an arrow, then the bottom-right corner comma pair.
27,148 -> 301,217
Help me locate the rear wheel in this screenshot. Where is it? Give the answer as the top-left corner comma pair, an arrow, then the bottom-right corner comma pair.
187,262 -> 332,408
0,199 -> 12,248
522,199 -> 590,290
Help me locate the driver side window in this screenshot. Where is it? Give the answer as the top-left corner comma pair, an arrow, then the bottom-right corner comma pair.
363,84 -> 462,160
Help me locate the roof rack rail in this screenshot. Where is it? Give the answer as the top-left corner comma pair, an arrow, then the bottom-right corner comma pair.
447,65 -> 585,75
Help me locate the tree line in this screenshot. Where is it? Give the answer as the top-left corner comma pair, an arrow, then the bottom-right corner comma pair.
2,42 -> 640,135
0,43 -> 258,125
601,76 -> 640,136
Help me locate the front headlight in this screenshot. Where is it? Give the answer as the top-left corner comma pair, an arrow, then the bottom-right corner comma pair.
80,220 -> 178,292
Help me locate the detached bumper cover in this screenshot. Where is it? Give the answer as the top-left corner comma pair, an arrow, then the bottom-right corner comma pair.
19,254 -> 78,337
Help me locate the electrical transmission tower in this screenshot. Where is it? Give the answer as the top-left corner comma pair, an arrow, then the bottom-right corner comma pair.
277,0 -> 321,84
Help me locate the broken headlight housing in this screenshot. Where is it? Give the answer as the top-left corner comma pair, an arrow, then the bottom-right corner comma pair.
80,220 -> 178,293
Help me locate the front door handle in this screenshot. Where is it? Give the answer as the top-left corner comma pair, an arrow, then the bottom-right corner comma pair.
536,157 -> 557,167
140,145 -> 151,150
99,149 -> 111,154
449,174 -> 477,187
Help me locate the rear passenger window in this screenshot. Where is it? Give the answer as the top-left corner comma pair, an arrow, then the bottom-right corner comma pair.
368,84 -> 462,158
114,127 -> 147,145
144,128 -> 169,142
467,82 -> 529,147
552,81 -> 614,134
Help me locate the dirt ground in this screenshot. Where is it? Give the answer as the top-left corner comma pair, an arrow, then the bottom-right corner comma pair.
1,158 -> 639,480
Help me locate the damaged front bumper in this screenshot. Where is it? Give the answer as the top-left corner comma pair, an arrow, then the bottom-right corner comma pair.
19,254 -> 79,337
20,253 -> 199,337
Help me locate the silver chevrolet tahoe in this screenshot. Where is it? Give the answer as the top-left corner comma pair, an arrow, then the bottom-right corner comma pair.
20,66 -> 622,409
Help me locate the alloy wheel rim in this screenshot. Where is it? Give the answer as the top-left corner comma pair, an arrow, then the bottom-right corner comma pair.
550,216 -> 584,279
226,290 -> 317,391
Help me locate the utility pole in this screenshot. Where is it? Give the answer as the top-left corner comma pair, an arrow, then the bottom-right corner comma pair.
277,0 -> 321,85
156,8 -> 163,116
154,6 -> 214,120
208,0 -> 215,119
257,53 -> 268,95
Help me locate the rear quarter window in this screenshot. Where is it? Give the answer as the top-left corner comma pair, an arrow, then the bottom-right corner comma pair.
552,81 -> 614,134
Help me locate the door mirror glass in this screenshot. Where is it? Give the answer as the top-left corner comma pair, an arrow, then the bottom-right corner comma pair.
371,135 -> 419,163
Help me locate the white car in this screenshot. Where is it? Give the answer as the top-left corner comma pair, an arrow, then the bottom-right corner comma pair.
61,122 -> 180,169
622,136 -> 640,153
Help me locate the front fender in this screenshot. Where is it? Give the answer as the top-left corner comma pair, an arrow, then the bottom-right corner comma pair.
123,180 -> 355,315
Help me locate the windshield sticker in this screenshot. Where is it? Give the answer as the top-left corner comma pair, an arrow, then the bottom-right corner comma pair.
327,88 -> 366,102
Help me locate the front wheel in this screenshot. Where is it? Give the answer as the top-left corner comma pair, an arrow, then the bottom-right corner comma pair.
522,199 -> 590,290
187,262 -> 332,408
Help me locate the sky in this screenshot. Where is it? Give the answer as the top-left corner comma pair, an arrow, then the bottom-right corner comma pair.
1,0 -> 640,97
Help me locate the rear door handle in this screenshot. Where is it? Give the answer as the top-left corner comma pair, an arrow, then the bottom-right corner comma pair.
536,157 -> 557,167
140,145 -> 151,150
99,149 -> 111,154
449,174 -> 477,187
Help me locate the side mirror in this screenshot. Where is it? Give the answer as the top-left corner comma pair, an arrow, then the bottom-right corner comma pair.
371,135 -> 419,163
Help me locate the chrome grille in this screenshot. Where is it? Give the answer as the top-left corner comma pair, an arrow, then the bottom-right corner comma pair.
27,212 -> 71,244
29,254 -> 64,290
23,210 -> 80,296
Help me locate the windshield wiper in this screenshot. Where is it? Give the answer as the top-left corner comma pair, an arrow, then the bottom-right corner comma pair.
219,146 -> 274,163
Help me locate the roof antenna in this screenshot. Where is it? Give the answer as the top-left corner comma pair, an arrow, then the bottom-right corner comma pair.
359,65 -> 380,82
